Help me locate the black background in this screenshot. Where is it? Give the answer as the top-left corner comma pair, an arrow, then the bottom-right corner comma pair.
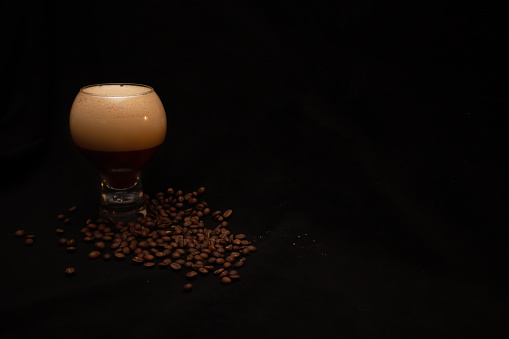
1,1 -> 507,337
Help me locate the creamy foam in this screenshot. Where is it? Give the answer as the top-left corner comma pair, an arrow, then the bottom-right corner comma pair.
70,84 -> 167,152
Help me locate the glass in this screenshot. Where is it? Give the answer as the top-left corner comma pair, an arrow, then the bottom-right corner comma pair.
70,83 -> 167,219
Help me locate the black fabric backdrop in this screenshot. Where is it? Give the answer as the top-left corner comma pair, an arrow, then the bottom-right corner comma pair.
1,1 -> 507,337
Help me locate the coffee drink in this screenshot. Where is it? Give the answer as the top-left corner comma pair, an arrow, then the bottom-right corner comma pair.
70,84 -> 166,189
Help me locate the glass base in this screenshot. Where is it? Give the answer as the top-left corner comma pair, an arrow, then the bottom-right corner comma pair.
100,173 -> 145,221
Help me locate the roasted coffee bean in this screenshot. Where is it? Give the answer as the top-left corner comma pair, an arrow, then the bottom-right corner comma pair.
66,246 -> 77,253
223,209 -> 233,218
103,253 -> 112,260
88,251 -> 101,259
221,276 -> 232,284
223,262 -> 232,268
182,283 -> 193,293
143,262 -> 155,269
63,218 -> 71,224
65,267 -> 76,276
233,260 -> 245,268
84,236 -> 94,242
55,228 -> 65,234
144,254 -> 155,261
170,263 -> 182,271
215,258 -> 225,265
122,247 -> 131,255
214,268 -> 225,275
68,206 -> 77,212
229,274 -> 240,280
132,256 -> 143,263
94,241 -> 106,251
198,267 -> 209,274
186,271 -> 198,278
219,271 -> 228,278
158,262 -> 169,269
57,214 -> 66,220
14,229 -> 26,237
247,245 -> 257,252
57,238 -> 68,245
184,261 -> 193,268
24,237 -> 35,246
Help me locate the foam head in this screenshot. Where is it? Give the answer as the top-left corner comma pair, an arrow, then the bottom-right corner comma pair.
70,84 -> 167,152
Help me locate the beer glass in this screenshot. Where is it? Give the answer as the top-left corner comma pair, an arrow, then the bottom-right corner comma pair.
70,83 -> 167,218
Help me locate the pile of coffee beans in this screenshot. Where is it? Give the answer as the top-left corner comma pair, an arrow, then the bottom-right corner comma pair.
52,187 -> 255,292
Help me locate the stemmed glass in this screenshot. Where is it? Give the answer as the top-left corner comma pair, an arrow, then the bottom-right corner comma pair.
70,83 -> 167,219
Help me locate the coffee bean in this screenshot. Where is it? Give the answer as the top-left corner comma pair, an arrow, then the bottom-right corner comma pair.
247,245 -> 257,252
57,238 -> 68,245
143,262 -> 155,269
158,262 -> 169,269
103,253 -> 112,260
170,263 -> 182,271
94,241 -> 106,251
229,274 -> 240,280
219,271 -> 228,278
68,206 -> 77,212
24,238 -> 35,246
65,267 -> 76,276
186,271 -> 198,278
228,270 -> 239,276
57,214 -> 66,220
221,276 -> 232,284
14,230 -> 26,237
233,260 -> 245,268
223,209 -> 233,218
223,262 -> 232,268
63,218 -> 71,224
214,268 -> 225,275
216,258 -> 225,265
88,251 -> 101,259
66,246 -> 77,253
144,254 -> 155,261
132,256 -> 143,263
182,283 -> 193,293
198,267 -> 209,274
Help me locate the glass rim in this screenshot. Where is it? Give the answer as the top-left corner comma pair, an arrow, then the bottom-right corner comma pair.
79,83 -> 154,97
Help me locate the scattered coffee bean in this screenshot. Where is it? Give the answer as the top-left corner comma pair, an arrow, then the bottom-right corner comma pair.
88,251 -> 101,259
94,241 -> 106,251
58,238 -> 68,245
57,214 -> 66,220
143,262 -> 155,269
214,268 -> 225,275
229,274 -> 240,280
186,271 -> 198,278
182,283 -> 193,293
67,239 -> 75,246
24,238 -> 34,246
103,253 -> 112,260
221,276 -> 232,284
14,230 -> 26,237
170,263 -> 182,271
65,267 -> 76,276
68,206 -> 77,212
63,218 -> 71,224
66,246 -> 77,253
223,209 -> 233,218
56,228 -> 65,234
